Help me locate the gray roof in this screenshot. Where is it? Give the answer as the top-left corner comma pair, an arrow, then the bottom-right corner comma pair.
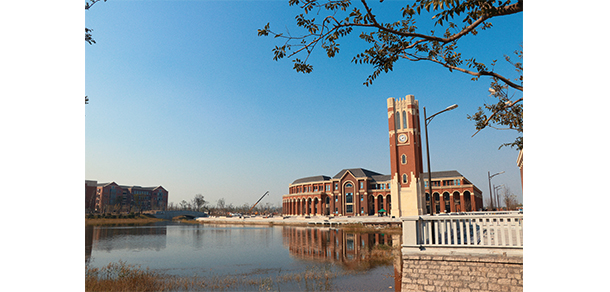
423,170 -> 464,179
292,175 -> 331,185
370,174 -> 391,182
96,182 -> 113,187
333,168 -> 385,179
120,185 -> 157,191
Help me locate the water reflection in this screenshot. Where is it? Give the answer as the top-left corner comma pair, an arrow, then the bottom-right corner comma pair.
86,223 -> 522,291
85,223 -> 167,264
284,227 -> 403,291
86,223 -> 402,291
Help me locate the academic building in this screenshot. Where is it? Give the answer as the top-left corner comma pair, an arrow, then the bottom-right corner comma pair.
86,181 -> 169,213
282,96 -> 483,217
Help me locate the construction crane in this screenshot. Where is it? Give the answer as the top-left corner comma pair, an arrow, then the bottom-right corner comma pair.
248,191 -> 269,216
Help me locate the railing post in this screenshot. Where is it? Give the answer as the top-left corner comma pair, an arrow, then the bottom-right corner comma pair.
402,216 -> 421,248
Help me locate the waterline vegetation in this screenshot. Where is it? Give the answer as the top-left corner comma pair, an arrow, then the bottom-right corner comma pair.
85,213 -> 164,226
85,261 -> 346,291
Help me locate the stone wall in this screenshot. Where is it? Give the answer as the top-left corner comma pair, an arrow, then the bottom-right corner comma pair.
402,253 -> 523,292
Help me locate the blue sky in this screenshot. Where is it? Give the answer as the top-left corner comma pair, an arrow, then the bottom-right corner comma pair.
85,0 -> 524,208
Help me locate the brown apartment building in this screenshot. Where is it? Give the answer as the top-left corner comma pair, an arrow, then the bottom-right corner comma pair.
88,181 -> 169,213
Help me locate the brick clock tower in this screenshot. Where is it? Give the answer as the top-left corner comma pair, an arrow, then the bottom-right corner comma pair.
388,95 -> 425,216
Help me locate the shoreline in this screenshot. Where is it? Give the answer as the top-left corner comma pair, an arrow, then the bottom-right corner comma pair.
84,214 -> 403,232
195,215 -> 403,230
85,217 -> 165,226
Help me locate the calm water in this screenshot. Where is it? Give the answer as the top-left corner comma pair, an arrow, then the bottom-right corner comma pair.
85,221 -> 402,291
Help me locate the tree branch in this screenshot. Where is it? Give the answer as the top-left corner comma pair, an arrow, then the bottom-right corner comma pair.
357,0 -> 523,45
409,55 -> 523,91
471,97 -> 523,137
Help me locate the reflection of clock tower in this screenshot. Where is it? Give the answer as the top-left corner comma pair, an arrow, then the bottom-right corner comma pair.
388,95 -> 425,216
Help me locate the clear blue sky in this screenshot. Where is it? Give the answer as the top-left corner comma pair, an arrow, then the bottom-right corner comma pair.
85,0 -> 524,208
4,2 -> 610,290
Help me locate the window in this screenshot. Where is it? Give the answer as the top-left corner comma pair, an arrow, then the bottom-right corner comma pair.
402,174 -> 408,184
326,185 -> 330,191
335,183 -> 338,190
346,193 -> 353,203
346,205 -> 353,213
395,111 -> 401,129
360,181 -> 363,189
401,154 -> 407,164
346,193 -> 354,213
346,183 -> 353,188
402,110 -> 407,129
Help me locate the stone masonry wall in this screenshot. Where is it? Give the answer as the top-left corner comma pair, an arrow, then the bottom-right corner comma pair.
402,253 -> 523,292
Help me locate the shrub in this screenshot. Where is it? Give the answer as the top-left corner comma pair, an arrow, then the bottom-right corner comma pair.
85,261 -> 169,292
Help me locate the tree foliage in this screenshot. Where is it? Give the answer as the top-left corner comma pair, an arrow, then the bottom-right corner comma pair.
192,194 -> 207,212
85,0 -> 107,45
85,0 -> 107,105
259,0 -> 523,149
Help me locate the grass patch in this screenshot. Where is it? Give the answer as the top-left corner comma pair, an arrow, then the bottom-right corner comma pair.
339,223 -> 402,235
86,261 -> 344,291
85,214 -> 164,226
86,261 -> 171,292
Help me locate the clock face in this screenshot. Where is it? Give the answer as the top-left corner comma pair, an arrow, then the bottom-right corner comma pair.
398,134 -> 407,143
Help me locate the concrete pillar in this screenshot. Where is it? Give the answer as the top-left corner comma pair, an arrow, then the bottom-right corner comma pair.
402,216 -> 420,248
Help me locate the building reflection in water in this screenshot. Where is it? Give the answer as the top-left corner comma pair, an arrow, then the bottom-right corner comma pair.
282,226 -> 403,292
85,224 -> 167,264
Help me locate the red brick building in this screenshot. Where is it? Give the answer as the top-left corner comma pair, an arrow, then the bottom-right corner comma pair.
91,181 -> 168,213
282,95 -> 483,217
85,180 -> 97,212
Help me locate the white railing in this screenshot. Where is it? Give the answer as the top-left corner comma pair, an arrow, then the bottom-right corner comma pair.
403,213 -> 523,249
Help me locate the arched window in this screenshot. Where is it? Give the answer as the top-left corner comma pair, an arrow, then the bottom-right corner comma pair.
395,111 -> 401,129
401,154 -> 407,164
464,191 -> 472,212
453,191 -> 461,212
345,183 -> 353,188
443,192 -> 450,212
402,174 -> 408,184
402,110 -> 407,129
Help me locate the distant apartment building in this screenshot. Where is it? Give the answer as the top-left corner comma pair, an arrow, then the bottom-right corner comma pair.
85,180 -> 98,212
89,181 -> 169,213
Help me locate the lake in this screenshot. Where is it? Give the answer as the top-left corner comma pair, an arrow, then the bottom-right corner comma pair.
85,221 -> 402,291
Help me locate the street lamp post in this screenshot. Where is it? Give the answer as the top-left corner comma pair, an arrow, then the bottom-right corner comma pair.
487,171 -> 505,210
424,104 -> 458,215
494,184 -> 505,209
